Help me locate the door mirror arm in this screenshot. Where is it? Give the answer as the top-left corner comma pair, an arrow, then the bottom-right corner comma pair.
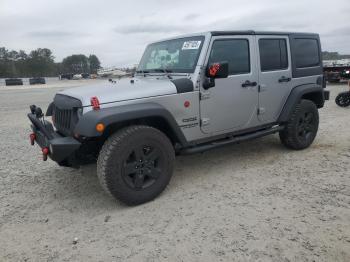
203,77 -> 215,89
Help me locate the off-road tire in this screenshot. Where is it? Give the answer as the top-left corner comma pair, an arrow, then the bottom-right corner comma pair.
335,92 -> 350,107
279,99 -> 319,150
97,125 -> 175,205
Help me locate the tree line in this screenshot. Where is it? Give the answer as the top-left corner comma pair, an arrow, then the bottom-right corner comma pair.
322,51 -> 350,61
0,47 -> 101,78
1,47 -> 347,78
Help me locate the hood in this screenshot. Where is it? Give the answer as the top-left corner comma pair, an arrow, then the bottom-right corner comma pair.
58,78 -> 178,106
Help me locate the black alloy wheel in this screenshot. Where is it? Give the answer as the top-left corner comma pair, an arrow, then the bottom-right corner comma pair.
296,111 -> 316,143
122,145 -> 163,190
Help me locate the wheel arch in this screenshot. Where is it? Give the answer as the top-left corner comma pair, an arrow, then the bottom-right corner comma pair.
301,91 -> 324,107
278,84 -> 325,123
74,103 -> 188,147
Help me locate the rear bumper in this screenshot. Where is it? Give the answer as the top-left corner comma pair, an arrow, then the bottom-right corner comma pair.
324,90 -> 330,101
28,112 -> 81,164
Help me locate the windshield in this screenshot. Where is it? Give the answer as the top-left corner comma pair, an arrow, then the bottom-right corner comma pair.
137,36 -> 204,74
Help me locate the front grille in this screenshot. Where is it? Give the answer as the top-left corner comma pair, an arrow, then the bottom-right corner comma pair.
54,107 -> 73,132
52,94 -> 82,136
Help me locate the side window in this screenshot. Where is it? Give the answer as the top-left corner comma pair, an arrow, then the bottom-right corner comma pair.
209,39 -> 250,75
259,39 -> 288,71
294,39 -> 320,68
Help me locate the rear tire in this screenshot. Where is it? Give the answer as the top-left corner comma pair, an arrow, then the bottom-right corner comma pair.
97,125 -> 175,205
335,92 -> 350,107
279,99 -> 319,150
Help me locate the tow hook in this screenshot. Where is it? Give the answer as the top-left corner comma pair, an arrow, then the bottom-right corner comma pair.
42,147 -> 49,161
29,133 -> 36,145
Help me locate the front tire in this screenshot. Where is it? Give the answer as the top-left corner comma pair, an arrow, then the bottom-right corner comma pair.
279,99 -> 319,150
97,125 -> 175,205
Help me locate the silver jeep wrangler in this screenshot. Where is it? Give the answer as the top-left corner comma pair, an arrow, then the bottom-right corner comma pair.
28,31 -> 330,205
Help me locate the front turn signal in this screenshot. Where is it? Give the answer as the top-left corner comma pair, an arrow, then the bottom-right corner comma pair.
96,123 -> 105,133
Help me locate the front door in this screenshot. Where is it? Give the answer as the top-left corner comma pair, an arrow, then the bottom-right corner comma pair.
199,35 -> 259,134
256,35 -> 292,123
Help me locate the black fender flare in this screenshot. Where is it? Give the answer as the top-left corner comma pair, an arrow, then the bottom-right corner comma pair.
74,102 -> 188,146
278,84 -> 325,123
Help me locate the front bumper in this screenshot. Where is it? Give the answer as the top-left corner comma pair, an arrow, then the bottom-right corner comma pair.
27,111 -> 81,165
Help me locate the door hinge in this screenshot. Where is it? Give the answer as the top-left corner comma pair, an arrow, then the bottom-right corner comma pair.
259,84 -> 267,92
200,91 -> 210,100
200,118 -> 210,126
257,107 -> 266,115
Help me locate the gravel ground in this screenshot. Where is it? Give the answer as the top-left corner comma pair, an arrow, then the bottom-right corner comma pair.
0,82 -> 349,262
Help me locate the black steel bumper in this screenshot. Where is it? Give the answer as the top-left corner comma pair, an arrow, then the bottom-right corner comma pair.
27,112 -> 81,164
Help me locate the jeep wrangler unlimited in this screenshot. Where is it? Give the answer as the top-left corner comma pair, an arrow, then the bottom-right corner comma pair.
28,31 -> 329,205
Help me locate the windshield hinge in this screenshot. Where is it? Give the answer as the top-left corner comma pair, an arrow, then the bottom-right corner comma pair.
257,107 -> 266,115
200,91 -> 210,100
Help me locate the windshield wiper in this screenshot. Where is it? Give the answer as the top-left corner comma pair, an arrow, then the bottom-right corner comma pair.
151,68 -> 173,73
136,70 -> 149,74
135,70 -> 150,77
149,68 -> 173,79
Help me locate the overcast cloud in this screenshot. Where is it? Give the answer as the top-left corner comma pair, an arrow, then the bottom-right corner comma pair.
0,0 -> 349,67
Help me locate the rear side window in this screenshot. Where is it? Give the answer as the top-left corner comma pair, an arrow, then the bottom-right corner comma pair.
209,39 -> 250,75
259,39 -> 288,71
294,38 -> 320,68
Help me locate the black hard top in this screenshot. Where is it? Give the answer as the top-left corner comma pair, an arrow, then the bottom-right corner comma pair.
210,30 -> 318,36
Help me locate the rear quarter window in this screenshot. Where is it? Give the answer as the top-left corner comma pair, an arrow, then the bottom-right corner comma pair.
294,38 -> 320,68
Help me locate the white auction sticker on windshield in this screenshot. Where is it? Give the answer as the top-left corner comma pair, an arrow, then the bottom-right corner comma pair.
182,41 -> 201,50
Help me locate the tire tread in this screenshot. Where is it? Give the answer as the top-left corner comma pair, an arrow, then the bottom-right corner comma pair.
97,125 -> 174,205
279,99 -> 319,150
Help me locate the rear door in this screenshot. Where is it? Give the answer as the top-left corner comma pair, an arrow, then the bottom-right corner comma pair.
199,35 -> 259,134
256,35 -> 292,123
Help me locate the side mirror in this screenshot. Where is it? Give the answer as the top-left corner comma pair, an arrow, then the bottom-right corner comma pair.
206,61 -> 229,79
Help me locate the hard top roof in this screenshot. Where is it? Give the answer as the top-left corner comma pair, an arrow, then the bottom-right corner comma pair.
210,30 -> 318,36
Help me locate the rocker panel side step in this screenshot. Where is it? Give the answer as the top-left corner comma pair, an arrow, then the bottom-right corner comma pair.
180,125 -> 285,155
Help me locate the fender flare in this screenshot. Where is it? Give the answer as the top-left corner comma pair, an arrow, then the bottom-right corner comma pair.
74,102 -> 188,146
278,84 -> 325,123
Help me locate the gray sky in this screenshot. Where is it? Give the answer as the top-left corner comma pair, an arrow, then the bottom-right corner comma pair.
1,0 -> 349,67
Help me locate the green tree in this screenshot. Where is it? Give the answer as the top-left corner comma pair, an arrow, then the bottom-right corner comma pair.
0,47 -> 101,78
88,54 -> 101,74
16,50 -> 29,76
27,48 -> 55,77
0,47 -> 10,77
62,54 -> 89,74
322,51 -> 350,60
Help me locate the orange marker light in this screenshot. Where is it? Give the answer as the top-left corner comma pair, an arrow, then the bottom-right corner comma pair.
96,123 -> 105,133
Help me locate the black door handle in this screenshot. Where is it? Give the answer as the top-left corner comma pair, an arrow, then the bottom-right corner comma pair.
279,76 -> 291,83
242,80 -> 257,88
